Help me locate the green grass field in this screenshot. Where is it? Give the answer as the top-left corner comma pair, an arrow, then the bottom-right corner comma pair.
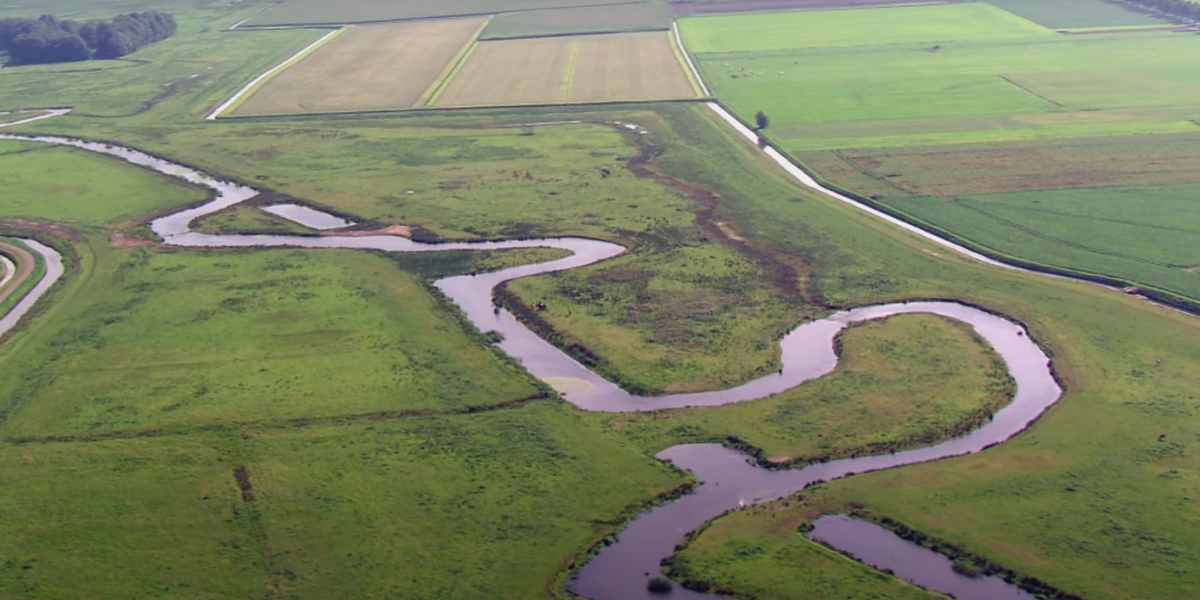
679,3 -> 1052,53
0,245 -> 550,438
479,3 -> 673,40
0,142 -> 205,226
680,2 -> 1200,303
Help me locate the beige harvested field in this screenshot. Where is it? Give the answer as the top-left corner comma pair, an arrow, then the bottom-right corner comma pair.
433,32 -> 696,107
233,18 -> 485,115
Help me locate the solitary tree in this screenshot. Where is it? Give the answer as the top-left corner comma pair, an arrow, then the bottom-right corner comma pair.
755,110 -> 770,131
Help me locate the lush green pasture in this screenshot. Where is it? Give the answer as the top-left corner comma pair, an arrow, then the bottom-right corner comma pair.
697,34 -> 1200,130
584,313 -> 1014,464
244,403 -> 679,600
778,106 -> 1200,152
886,183 -> 1200,299
479,3 -> 672,39
0,142 -> 205,226
192,204 -> 314,235
985,0 -> 1169,28
667,505 -> 942,600
680,2 -> 1200,302
679,3 -> 1050,53
0,432 -> 266,599
0,403 -> 683,600
0,244 -> 547,438
246,0 -> 646,26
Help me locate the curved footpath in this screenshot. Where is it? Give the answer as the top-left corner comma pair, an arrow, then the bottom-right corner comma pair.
0,111 -> 1065,599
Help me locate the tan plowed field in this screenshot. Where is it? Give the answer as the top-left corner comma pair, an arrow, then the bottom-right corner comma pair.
233,18 -> 485,116
433,32 -> 697,107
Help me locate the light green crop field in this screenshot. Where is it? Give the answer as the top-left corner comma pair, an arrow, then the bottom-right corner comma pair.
480,3 -> 673,40
679,2 -> 1052,53
246,0 -> 646,26
680,2 -> 1200,303
887,183 -> 1200,300
984,0 -> 1170,28
0,142 -> 205,226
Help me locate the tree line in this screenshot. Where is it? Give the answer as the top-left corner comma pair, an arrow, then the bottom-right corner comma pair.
0,12 -> 176,66
1113,0 -> 1200,22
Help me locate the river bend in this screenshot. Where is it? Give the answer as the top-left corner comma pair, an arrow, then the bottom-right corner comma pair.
0,114 -> 1063,600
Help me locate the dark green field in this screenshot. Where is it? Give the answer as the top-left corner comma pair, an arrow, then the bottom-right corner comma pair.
3,0 -> 1200,598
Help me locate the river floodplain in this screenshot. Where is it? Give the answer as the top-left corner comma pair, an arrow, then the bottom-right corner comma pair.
2,0 -> 1200,596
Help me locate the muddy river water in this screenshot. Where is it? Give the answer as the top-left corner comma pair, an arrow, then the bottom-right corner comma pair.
1,117 -> 1063,600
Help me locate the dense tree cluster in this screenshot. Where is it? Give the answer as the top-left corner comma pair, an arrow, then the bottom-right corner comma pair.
0,12 -> 176,66
1117,0 -> 1200,21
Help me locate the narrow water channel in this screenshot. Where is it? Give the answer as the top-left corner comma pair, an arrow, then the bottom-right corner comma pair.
0,121 -> 1064,600
808,515 -> 1035,600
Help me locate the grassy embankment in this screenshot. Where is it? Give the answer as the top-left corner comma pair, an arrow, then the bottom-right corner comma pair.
681,2 -> 1200,303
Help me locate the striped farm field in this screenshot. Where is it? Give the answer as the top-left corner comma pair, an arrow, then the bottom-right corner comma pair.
432,32 -> 697,107
232,18 -> 486,116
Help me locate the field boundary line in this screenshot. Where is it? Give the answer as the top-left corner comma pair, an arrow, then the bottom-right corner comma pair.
205,27 -> 344,120
560,41 -> 582,102
415,17 -> 492,108
422,32 -> 486,108
209,97 -> 708,121
997,75 -> 1062,107
672,21 -> 710,97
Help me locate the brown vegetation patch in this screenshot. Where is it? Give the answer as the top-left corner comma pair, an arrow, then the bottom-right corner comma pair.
110,233 -> 155,249
322,224 -> 411,238
838,132 -> 1200,197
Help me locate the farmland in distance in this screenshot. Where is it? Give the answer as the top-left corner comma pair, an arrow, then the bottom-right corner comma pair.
680,1 -> 1200,302
232,19 -> 486,116
480,3 -> 673,40
433,32 -> 698,107
245,0 -> 646,27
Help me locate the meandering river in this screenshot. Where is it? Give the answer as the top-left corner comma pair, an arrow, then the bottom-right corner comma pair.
1,113 -> 1063,600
